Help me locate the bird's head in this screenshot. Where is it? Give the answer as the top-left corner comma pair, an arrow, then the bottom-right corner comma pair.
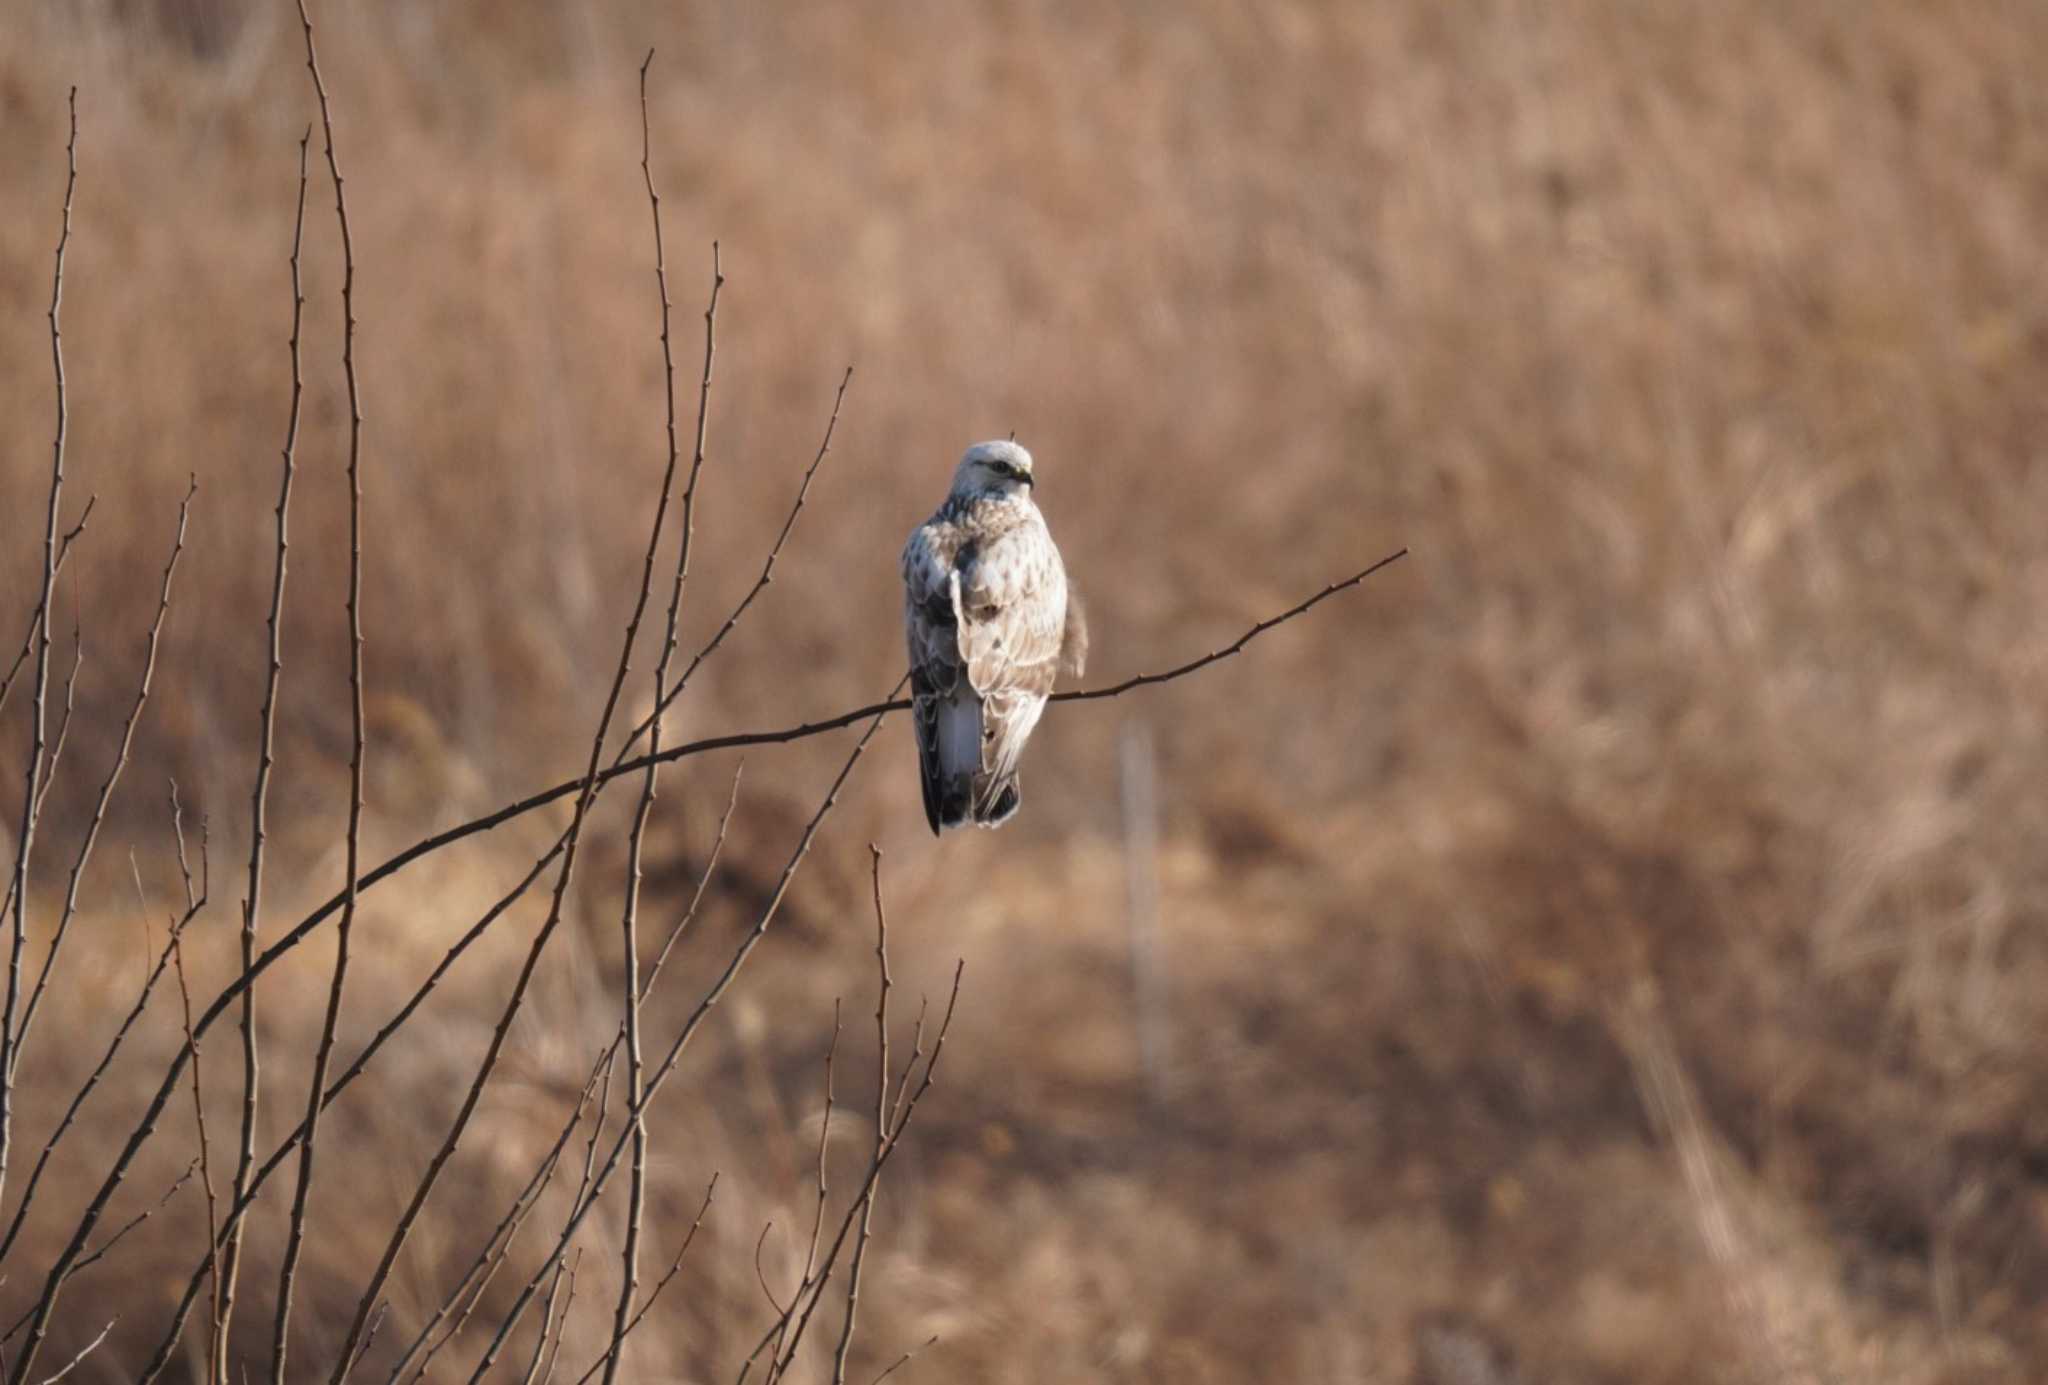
950,440 -> 1036,500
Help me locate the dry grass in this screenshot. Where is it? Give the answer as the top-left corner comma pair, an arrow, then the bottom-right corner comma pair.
3,0 -> 2047,1380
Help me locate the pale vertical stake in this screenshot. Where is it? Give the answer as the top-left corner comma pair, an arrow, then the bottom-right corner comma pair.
1120,718 -> 1170,1103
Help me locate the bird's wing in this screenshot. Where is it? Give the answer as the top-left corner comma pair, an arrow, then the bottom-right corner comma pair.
953,525 -> 1067,785
903,523 -> 969,833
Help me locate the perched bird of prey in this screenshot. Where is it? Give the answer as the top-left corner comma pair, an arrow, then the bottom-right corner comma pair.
902,440 -> 1085,834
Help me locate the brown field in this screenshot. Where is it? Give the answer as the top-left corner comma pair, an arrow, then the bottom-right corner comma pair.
3,1 -> 2046,1380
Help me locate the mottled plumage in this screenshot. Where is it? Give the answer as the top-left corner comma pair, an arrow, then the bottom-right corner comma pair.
902,441 -> 1081,834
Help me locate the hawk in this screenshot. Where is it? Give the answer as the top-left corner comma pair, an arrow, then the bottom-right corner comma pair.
902,440 -> 1085,834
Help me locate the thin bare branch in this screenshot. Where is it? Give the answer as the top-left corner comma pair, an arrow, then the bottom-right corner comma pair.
519,1259 -> 571,1385
0,1157 -> 196,1347
331,119 -> 704,1374
619,364 -> 852,758
52,1157 -> 198,1295
270,101 -> 348,1378
568,1173 -> 716,1385
741,964 -> 964,1382
24,612 -> 79,833
3,82 -> 80,1223
33,1316 -> 112,1385
0,830 -> 201,1266
26,542 -> 1407,1380
768,965 -> 964,1378
770,1004 -> 842,1380
17,476 -> 196,1062
466,693 -> 902,1383
0,494 -> 92,722
754,1223 -> 786,1317
641,761 -> 743,1001
538,1259 -> 581,1385
389,1048 -> 612,1384
869,1336 -> 939,1385
136,842 -> 597,1383
830,849 -> 894,1384
339,1302 -> 388,1385
603,63 -> 705,1385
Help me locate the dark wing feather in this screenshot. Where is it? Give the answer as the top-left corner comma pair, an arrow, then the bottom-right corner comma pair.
903,528 -> 968,834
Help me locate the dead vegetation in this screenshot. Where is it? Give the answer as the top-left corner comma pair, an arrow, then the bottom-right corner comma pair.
2,0 -> 2046,1380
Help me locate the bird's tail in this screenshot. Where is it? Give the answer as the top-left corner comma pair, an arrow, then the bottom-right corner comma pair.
972,773 -> 1021,827
929,694 -> 981,832
931,693 -> 1023,831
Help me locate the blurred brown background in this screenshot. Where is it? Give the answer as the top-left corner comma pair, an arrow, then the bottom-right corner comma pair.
3,1 -> 2046,1380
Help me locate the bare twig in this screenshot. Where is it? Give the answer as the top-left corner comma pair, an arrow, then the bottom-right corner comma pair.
222,112 -> 317,1385
742,965 -> 964,1383
3,83 -> 79,1222
829,849 -> 895,1384
520,1258 -> 572,1385
33,1316 -> 112,1385
165,795 -> 225,1377
869,1336 -> 939,1385
136,847 -> 609,1382
330,65 -> 704,1364
888,998 -> 929,1136
642,761 -> 743,999
754,1223 -> 786,1316
16,476 -> 196,1063
568,1173 -> 716,1385
0,1157 -> 197,1347
339,1302 -> 389,1385
619,363 -> 852,759
389,1049 -> 613,1384
466,692 -> 902,1383
768,966 -> 963,1378
537,1270 -> 578,1385
0,830 -> 201,1266
47,1159 -> 198,1299
0,494 -> 92,723
602,60 -> 705,1385
271,95 -> 351,1379
23,611 -> 79,834
768,1004 -> 842,1381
